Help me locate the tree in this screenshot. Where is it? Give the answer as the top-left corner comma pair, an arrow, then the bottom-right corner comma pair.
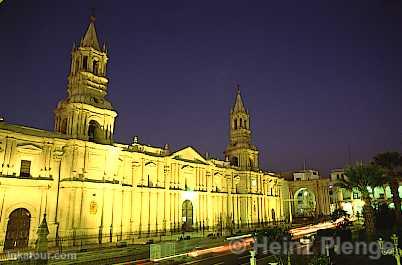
330,208 -> 349,223
373,152 -> 402,225
335,163 -> 383,239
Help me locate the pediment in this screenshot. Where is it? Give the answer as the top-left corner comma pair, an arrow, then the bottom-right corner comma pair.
145,161 -> 157,167
214,172 -> 223,177
17,143 -> 43,152
171,146 -> 208,165
181,164 -> 194,170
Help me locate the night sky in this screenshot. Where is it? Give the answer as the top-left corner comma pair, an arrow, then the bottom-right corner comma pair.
1,1 -> 402,176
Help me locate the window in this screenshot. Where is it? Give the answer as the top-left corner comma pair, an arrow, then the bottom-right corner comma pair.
60,118 -> 67,134
244,120 -> 247,128
93,60 -> 99,75
88,120 -> 101,143
230,156 -> 239,167
240,118 -> 243,128
20,160 -> 31,178
75,59 -> 79,74
234,119 -> 237,129
148,175 -> 153,187
83,56 -> 88,71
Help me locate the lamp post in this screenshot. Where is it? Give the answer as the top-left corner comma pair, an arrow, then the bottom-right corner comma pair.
250,249 -> 256,265
378,234 -> 401,265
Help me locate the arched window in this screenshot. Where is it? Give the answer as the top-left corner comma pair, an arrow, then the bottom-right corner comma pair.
234,119 -> 237,129
240,118 -> 243,128
88,120 -> 102,143
244,119 -> 247,128
60,118 -> 67,134
230,156 -> 239,167
93,60 -> 99,75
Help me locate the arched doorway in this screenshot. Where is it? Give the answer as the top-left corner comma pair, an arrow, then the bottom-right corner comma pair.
4,208 -> 31,250
182,200 -> 193,231
294,188 -> 317,217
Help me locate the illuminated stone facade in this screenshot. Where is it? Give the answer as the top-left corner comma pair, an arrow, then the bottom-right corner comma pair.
0,17 -> 287,249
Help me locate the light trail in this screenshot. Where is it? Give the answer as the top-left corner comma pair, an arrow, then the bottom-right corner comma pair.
141,219 -> 348,264
289,217 -> 347,238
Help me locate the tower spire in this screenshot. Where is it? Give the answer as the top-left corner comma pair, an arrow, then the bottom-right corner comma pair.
81,13 -> 101,51
232,83 -> 247,113
54,14 -> 116,144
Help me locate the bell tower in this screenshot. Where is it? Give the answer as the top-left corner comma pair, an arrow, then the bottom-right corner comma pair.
224,85 -> 259,169
54,15 -> 117,144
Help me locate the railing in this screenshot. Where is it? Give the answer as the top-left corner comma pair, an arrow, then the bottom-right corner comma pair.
0,220 -> 287,256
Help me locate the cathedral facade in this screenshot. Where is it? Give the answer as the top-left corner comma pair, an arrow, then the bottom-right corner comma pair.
0,17 -> 287,250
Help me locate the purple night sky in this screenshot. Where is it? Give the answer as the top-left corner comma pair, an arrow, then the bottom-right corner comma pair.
1,1 -> 401,176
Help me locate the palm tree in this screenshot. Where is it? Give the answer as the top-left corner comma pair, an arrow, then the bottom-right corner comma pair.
373,152 -> 402,225
335,163 -> 383,239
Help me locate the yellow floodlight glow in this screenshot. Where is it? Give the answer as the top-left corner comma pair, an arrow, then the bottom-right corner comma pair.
182,191 -> 195,201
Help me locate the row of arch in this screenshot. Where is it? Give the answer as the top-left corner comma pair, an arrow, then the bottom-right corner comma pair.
229,156 -> 254,168
233,117 -> 248,130
73,55 -> 104,76
56,118 -> 104,143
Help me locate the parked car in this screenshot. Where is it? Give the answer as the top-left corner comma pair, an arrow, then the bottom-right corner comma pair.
145,239 -> 154,244
300,234 -> 314,245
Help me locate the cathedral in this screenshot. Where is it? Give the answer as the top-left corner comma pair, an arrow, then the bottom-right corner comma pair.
0,16 -> 287,250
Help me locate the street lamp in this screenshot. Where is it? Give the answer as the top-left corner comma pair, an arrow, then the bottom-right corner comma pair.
378,234 -> 401,265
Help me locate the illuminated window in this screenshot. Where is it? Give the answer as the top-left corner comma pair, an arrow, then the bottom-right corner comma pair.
20,160 -> 31,178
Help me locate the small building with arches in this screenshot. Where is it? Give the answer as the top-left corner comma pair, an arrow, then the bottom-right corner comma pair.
281,170 -> 331,219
